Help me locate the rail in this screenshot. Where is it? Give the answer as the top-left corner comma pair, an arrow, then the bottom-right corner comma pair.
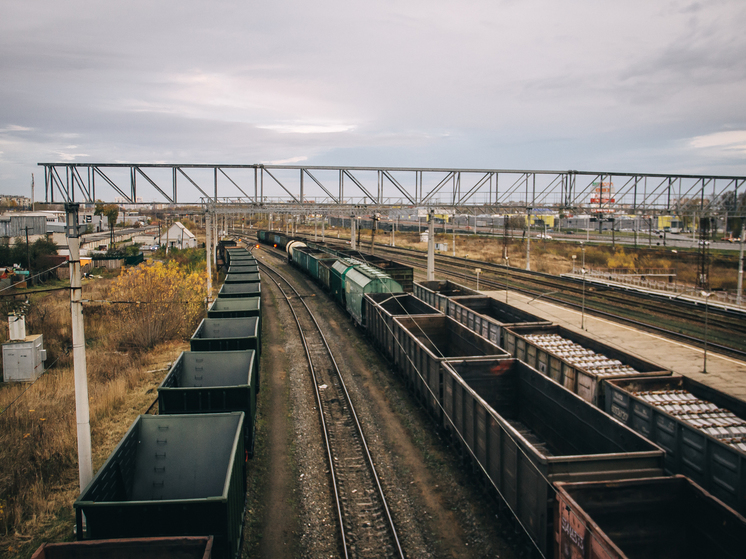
257,257 -> 404,559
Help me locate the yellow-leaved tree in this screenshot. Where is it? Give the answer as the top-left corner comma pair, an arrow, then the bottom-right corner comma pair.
107,261 -> 206,349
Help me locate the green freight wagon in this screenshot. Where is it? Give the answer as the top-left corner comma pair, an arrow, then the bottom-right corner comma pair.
218,282 -> 261,299
318,259 -> 335,292
293,247 -> 337,281
337,250 -> 414,292
31,537 -> 215,559
208,297 -> 261,320
227,264 -> 258,274
224,272 -> 261,284
190,317 -> 261,381
344,263 -> 403,326
74,414 -> 246,559
330,258 -> 359,307
158,350 -> 257,456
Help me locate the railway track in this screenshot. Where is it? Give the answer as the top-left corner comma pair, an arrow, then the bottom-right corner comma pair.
258,259 -> 404,559
323,240 -> 746,358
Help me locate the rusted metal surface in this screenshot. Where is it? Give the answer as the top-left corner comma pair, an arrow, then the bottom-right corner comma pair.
440,358 -> 664,557
413,280 -> 479,312
363,293 -> 441,361
446,295 -> 551,346
555,476 -> 746,559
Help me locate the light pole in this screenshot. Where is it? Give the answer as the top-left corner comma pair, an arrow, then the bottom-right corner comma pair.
452,221 -> 456,256
581,267 -> 587,330
738,232 -> 744,306
671,250 -> 678,290
526,207 -> 532,271
702,291 -> 711,374
504,257 -> 510,303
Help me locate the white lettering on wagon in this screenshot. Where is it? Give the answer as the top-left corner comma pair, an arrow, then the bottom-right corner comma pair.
610,403 -> 629,422
561,516 -> 585,554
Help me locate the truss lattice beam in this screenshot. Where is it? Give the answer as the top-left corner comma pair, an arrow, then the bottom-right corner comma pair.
37,163 -> 746,215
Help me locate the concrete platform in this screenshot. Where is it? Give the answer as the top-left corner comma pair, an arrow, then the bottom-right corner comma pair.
481,289 -> 746,403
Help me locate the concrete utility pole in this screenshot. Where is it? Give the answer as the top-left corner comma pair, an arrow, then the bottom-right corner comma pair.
427,209 -> 435,281
322,217 -> 325,242
351,216 -> 357,250
65,203 -> 92,491
205,210 -> 213,301
212,210 -> 218,267
23,225 -> 33,280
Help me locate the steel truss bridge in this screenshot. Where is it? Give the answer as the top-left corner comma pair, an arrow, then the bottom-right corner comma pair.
39,163 -> 745,216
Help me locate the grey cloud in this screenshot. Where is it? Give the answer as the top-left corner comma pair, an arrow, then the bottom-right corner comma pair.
1,0 -> 745,197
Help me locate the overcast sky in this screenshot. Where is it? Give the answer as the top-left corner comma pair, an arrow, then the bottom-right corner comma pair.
1,0 -> 745,200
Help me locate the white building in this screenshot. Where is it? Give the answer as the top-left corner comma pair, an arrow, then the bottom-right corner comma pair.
160,222 -> 197,250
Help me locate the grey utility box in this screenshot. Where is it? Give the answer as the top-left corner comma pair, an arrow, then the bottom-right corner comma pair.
2,334 -> 46,382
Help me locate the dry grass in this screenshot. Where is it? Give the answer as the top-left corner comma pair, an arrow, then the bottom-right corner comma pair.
354,230 -> 741,291
0,271 -> 192,558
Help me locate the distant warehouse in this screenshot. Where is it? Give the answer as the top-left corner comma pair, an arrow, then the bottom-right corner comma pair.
0,213 -> 47,238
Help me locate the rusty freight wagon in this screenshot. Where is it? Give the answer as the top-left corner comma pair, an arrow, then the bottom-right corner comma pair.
502,324 -> 669,407
605,375 -> 746,515
441,358 -> 665,557
555,476 -> 746,559
413,280 -> 479,312
363,292 -> 442,361
446,295 -> 551,346
392,315 -> 509,420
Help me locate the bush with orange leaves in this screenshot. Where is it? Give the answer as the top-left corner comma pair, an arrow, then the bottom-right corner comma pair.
107,260 -> 206,350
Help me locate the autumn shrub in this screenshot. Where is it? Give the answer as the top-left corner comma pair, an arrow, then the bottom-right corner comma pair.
107,261 -> 206,350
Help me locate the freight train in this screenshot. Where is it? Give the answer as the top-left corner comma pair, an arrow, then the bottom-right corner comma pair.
256,229 -> 746,559
36,230 -> 746,559
34,246 -> 262,559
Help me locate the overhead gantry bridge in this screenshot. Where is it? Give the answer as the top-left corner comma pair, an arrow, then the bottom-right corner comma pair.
38,163 -> 746,216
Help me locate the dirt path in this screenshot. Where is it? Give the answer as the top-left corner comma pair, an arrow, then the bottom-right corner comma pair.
243,281 -> 298,558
